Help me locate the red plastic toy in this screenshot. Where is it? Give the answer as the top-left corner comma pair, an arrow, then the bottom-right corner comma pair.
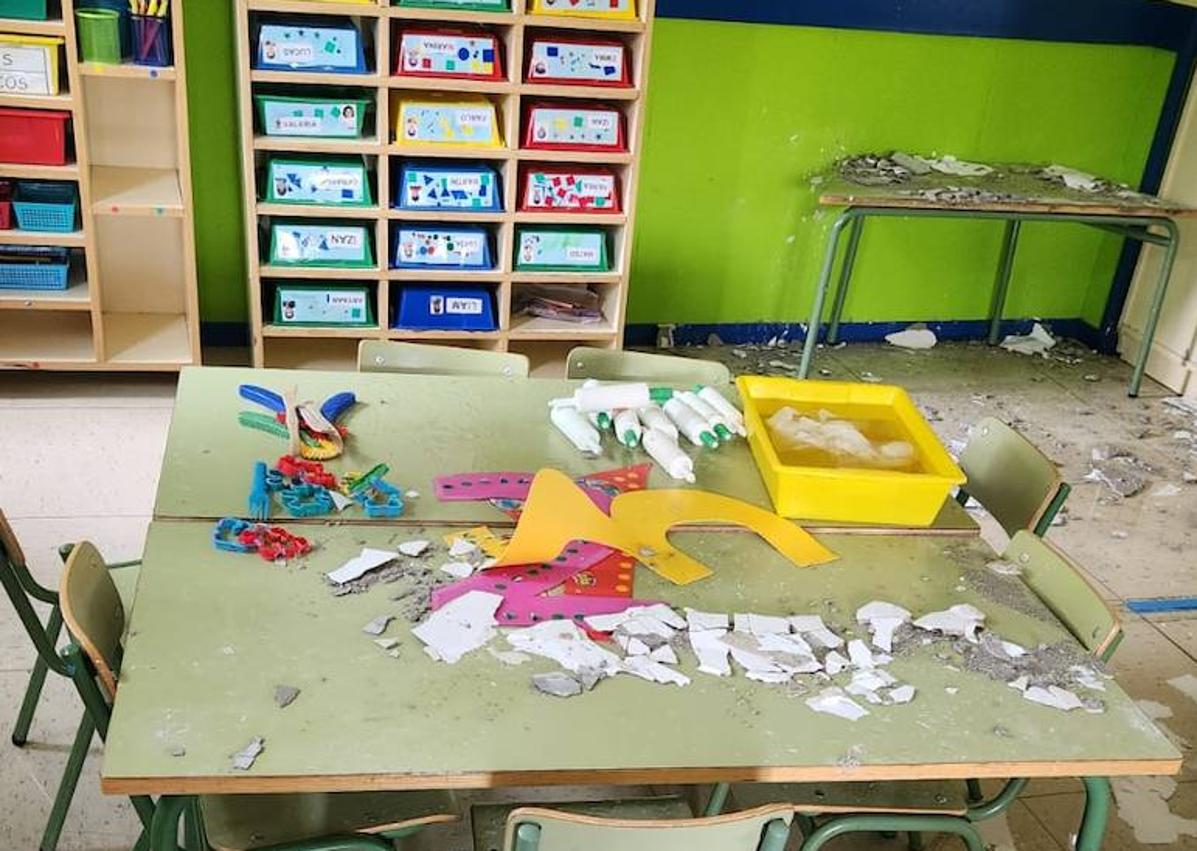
275,455 -> 338,490
238,525 -> 311,562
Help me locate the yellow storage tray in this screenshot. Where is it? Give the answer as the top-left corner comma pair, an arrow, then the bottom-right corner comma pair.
736,376 -> 965,526
0,34 -> 64,97
530,0 -> 636,19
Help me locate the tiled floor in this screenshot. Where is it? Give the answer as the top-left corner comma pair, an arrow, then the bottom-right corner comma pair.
0,340 -> 1195,850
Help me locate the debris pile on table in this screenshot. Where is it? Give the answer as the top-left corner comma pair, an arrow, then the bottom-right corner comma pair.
766,407 -> 916,471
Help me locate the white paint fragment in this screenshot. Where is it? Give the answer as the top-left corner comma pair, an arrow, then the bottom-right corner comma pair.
913,604 -> 986,643
734,612 -> 791,635
887,684 -> 916,704
508,620 -> 622,676
790,614 -> 844,649
1071,665 -> 1107,692
362,615 -> 393,636
1023,685 -> 1084,711
824,650 -> 850,675
685,608 -> 729,632
448,538 -> 478,558
847,639 -> 881,669
374,638 -> 399,650
412,590 -> 501,664
586,604 -> 685,634
885,328 -> 937,350
689,628 -> 732,676
231,736 -> 265,771
398,539 -> 430,557
326,548 -> 396,584
1000,322 -> 1055,357
931,155 -> 993,177
856,601 -> 911,652
1111,776 -> 1197,844
440,561 -> 475,578
649,644 -> 678,665
1042,164 -> 1101,192
329,490 -> 355,511
622,655 -> 690,687
806,687 -> 869,721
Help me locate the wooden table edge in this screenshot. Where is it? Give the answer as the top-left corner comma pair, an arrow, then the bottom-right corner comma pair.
100,757 -> 1182,796
816,193 -> 1197,219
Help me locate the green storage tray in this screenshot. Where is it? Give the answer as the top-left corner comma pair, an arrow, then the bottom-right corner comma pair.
273,283 -> 375,327
255,93 -> 370,139
264,155 -> 373,207
268,222 -> 375,268
514,226 -> 610,272
0,0 -> 49,20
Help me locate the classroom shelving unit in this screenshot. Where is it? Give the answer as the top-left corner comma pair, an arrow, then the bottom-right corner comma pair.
234,0 -> 655,372
0,0 -> 200,370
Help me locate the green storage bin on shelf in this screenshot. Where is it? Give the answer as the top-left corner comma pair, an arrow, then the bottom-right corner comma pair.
515,226 -> 609,272
264,155 -> 372,207
274,283 -> 374,327
75,7 -> 122,64
0,0 -> 49,20
269,221 -> 374,268
255,93 -> 370,139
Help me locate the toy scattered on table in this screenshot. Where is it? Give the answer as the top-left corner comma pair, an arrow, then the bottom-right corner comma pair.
212,518 -> 312,562
248,461 -> 271,520
525,36 -> 629,87
393,94 -> 502,147
434,462 -> 650,519
395,29 -> 502,81
392,225 -> 492,269
255,21 -> 367,74
515,227 -> 609,272
270,221 -> 374,268
274,284 -> 374,328
520,167 -> 619,212
236,384 -> 356,461
393,284 -> 496,331
264,156 -> 372,206
529,0 -> 635,20
396,162 -> 501,212
255,93 -> 370,139
343,466 -> 404,518
0,34 -> 64,96
523,102 -> 624,151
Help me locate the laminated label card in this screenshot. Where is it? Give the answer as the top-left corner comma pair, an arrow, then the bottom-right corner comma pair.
524,102 -> 624,151
396,30 -> 502,81
529,0 -> 635,19
395,285 -> 497,331
274,285 -> 374,326
395,95 -> 502,147
270,223 -> 374,267
515,228 -> 609,272
266,158 -> 372,206
521,167 -> 618,212
393,226 -> 492,269
256,95 -> 368,138
526,38 -> 628,86
0,37 -> 61,96
256,23 -> 366,73
397,162 -> 501,211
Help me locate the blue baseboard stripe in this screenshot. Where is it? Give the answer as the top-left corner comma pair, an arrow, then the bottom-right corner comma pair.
1127,597 -> 1197,615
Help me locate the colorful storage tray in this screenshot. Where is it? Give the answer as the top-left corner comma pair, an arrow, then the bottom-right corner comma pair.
396,162 -> 501,212
256,93 -> 369,138
0,246 -> 70,290
523,101 -> 624,151
515,227 -> 608,272
396,29 -> 502,81
12,181 -> 77,232
0,34 -> 64,96
0,108 -> 69,165
394,0 -> 509,11
529,0 -> 635,20
394,94 -> 502,147
394,284 -> 496,331
264,156 -> 372,206
525,36 -> 628,87
274,283 -> 374,327
393,226 -> 492,269
256,22 -> 367,73
269,222 -> 374,268
520,167 -> 618,212
735,376 -> 966,526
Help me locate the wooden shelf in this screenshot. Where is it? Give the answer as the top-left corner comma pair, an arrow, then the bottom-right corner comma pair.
79,62 -> 177,80
508,313 -> 617,339
0,281 -> 91,311
259,264 -> 382,279
0,162 -> 79,180
514,211 -> 626,225
250,69 -> 382,86
0,311 -> 94,364
520,83 -> 638,101
522,13 -> 645,32
387,327 -> 503,340
387,268 -> 505,281
0,16 -> 65,36
387,143 -> 511,160
103,313 -> 193,366
91,166 -> 183,216
510,270 -> 622,283
388,76 -> 515,95
262,323 -> 381,338
248,0 -> 384,14
385,208 -> 506,222
0,230 -> 86,247
387,6 -> 515,25
0,91 -> 74,110
257,202 -> 382,219
515,148 -> 633,164
253,134 -> 383,154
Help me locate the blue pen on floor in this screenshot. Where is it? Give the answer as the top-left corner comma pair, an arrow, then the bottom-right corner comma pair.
248,461 -> 270,521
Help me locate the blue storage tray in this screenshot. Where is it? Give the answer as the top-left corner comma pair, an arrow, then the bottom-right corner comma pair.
392,226 -> 492,269
256,20 -> 367,73
13,181 -> 78,232
394,285 -> 496,331
396,161 -> 501,212
0,246 -> 70,290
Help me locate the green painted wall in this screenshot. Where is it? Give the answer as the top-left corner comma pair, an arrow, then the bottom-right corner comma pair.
183,15 -> 1173,330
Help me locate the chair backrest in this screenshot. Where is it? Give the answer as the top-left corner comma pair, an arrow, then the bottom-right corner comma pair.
565,346 -> 732,385
505,805 -> 792,851
59,541 -> 124,699
358,340 -> 530,378
1004,531 -> 1119,660
958,417 -> 1064,536
0,510 -> 25,568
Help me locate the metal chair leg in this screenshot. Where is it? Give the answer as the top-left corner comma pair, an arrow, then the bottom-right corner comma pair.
799,210 -> 856,378
826,215 -> 865,345
13,607 -> 64,747
1076,777 -> 1112,851
987,220 -> 1021,345
965,778 -> 984,804
39,711 -> 94,851
801,814 -> 984,851
704,782 -> 730,816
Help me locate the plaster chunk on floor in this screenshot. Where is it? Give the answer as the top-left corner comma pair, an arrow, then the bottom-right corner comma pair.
1111,776 -> 1197,844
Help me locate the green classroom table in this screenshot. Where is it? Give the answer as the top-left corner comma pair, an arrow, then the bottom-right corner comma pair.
154,366 -> 978,535
102,522 -> 1178,849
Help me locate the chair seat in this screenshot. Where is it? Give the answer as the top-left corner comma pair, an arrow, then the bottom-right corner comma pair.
201,790 -> 459,851
730,781 -> 969,816
107,563 -> 140,619
472,796 -> 693,851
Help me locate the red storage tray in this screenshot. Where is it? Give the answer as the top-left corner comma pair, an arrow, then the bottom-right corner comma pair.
522,101 -> 625,152
0,181 -> 12,230
519,165 -> 621,213
0,108 -> 71,166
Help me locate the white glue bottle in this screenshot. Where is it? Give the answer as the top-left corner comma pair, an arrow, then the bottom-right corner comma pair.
568,382 -> 672,413
636,405 -> 678,440
580,379 -> 613,430
613,409 -> 642,448
696,385 -> 748,436
677,390 -> 734,442
663,397 -> 719,449
550,405 -> 602,454
643,428 -> 696,483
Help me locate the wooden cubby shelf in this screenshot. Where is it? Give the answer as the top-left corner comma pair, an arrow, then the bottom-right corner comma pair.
236,0 -> 655,369
0,0 -> 200,371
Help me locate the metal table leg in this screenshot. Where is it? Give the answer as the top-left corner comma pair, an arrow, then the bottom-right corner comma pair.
799,210 -> 857,378
1076,777 -> 1112,851
1127,219 -> 1179,397
826,215 -> 865,345
988,220 -> 1021,345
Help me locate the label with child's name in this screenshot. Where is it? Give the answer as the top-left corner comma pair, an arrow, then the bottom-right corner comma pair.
446,296 -> 483,315
0,44 -> 54,95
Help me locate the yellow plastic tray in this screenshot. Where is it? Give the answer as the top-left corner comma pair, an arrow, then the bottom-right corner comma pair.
530,0 -> 636,20
736,376 -> 965,526
0,34 -> 64,97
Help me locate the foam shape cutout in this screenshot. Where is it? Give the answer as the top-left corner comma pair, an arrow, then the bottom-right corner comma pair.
396,29 -> 503,81
489,469 -> 836,585
435,463 -> 648,514
525,36 -> 629,86
520,166 -> 619,213
394,94 -> 502,147
565,550 -> 636,598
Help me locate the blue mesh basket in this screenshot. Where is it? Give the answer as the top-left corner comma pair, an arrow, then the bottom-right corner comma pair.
0,246 -> 70,290
13,182 -> 78,233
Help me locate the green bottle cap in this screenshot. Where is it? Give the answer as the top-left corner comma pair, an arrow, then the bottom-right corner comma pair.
596,412 -> 612,430
649,387 -> 674,403
621,429 -> 640,448
700,431 -> 719,449
714,423 -> 733,442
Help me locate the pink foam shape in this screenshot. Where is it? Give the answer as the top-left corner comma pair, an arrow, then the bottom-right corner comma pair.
429,540 -> 611,610
434,471 -> 619,513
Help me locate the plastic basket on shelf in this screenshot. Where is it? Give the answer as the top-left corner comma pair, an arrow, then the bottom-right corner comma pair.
520,166 -> 619,212
0,246 -> 70,290
515,227 -> 609,272
394,284 -> 496,331
255,21 -> 366,73
393,94 -> 502,148
264,156 -> 372,206
75,8 -> 123,64
131,14 -> 171,67
0,108 -> 70,165
395,162 -> 501,212
0,34 -> 65,96
525,36 -> 629,87
0,0 -> 50,20
0,182 -> 12,230
255,93 -> 370,138
395,29 -> 503,82
13,181 -> 78,232
273,283 -> 374,327
529,0 -> 635,19
522,101 -> 625,151
392,225 -> 492,269
268,221 -> 374,268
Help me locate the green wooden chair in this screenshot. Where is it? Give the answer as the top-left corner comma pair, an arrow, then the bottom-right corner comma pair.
357,340 -> 530,378
56,540 -> 461,851
953,417 -> 1070,537
0,512 -> 141,851
710,530 -> 1118,851
473,799 -> 791,851
565,346 -> 732,385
